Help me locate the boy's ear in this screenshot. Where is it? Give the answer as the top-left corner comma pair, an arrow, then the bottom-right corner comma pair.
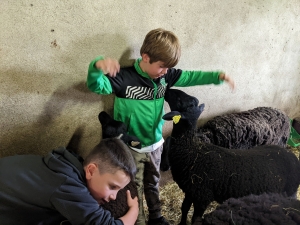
141,53 -> 150,63
85,163 -> 98,180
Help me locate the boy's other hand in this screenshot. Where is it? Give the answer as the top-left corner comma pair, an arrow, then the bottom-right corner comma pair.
95,58 -> 120,77
219,73 -> 235,91
126,190 -> 138,210
119,190 -> 138,224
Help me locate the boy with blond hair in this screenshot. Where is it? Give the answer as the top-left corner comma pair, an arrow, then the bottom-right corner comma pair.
87,28 -> 235,225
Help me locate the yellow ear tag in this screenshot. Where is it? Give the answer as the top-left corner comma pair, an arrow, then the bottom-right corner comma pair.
172,115 -> 181,124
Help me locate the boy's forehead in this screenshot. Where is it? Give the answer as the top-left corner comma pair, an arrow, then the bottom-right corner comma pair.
154,60 -> 167,67
101,169 -> 130,183
109,171 -> 130,188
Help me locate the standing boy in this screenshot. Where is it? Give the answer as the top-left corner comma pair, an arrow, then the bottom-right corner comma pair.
0,138 -> 139,225
87,28 -> 235,225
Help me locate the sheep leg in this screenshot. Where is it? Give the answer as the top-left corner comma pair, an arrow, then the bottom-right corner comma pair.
178,193 -> 193,225
191,201 -> 206,225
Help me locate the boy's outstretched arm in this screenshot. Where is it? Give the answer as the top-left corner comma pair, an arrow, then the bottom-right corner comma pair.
219,73 -> 235,90
119,190 -> 139,225
173,70 -> 235,91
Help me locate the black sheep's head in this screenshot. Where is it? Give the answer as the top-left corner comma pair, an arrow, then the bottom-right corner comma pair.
162,103 -> 205,127
165,88 -> 199,113
164,88 -> 204,124
99,111 -> 127,138
98,111 -> 141,149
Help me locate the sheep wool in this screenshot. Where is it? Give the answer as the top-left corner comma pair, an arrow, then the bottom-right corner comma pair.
202,193 -> 300,225
102,181 -> 138,219
198,106 -> 290,149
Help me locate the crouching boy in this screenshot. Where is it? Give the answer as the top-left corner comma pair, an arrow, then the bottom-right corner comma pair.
0,138 -> 138,225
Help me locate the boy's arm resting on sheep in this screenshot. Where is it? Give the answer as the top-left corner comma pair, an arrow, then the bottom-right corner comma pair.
50,182 -> 126,225
98,110 -> 145,223
118,190 -> 139,225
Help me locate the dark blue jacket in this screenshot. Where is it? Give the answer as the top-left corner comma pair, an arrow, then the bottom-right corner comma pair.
0,147 -> 123,225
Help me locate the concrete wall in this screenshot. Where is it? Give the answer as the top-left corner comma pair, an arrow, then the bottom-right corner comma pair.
1,0 -> 299,158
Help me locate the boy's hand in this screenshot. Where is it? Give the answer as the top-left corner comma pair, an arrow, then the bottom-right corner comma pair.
119,190 -> 139,225
126,190 -> 138,210
95,58 -> 120,77
219,73 -> 235,91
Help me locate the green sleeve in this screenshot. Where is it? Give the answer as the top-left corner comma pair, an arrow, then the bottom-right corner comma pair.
174,70 -> 224,87
86,56 -> 113,95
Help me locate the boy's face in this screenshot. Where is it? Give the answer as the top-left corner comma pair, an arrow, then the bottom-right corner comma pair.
85,163 -> 130,205
141,54 -> 169,79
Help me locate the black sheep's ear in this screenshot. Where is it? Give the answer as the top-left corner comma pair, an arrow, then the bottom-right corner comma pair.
188,97 -> 199,108
198,103 -> 205,113
98,111 -> 112,126
187,103 -> 205,113
162,111 -> 181,121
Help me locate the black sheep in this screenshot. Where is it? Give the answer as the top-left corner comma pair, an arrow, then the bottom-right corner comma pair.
162,92 -> 300,225
198,106 -> 290,149
160,89 -> 290,171
202,193 -> 300,225
98,111 -> 139,219
99,111 -> 141,149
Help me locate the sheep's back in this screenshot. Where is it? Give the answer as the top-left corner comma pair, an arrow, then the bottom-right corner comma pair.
170,139 -> 300,202
214,145 -> 300,199
202,193 -> 300,225
198,107 -> 290,149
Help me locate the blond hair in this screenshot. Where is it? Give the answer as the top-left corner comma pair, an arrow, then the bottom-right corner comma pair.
140,28 -> 181,68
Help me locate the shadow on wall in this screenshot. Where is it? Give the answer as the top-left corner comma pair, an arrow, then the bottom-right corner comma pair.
1,32 -> 138,158
36,81 -> 114,126
0,79 -> 113,157
56,32 -> 138,73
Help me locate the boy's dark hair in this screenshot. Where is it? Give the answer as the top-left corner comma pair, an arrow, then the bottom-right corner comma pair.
84,138 -> 136,181
140,28 -> 181,68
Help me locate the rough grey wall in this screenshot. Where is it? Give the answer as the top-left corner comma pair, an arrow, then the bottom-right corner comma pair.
1,0 -> 299,158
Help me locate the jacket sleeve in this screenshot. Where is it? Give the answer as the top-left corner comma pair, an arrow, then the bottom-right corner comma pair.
87,56 -> 113,95
173,70 -> 224,87
50,178 -> 124,225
